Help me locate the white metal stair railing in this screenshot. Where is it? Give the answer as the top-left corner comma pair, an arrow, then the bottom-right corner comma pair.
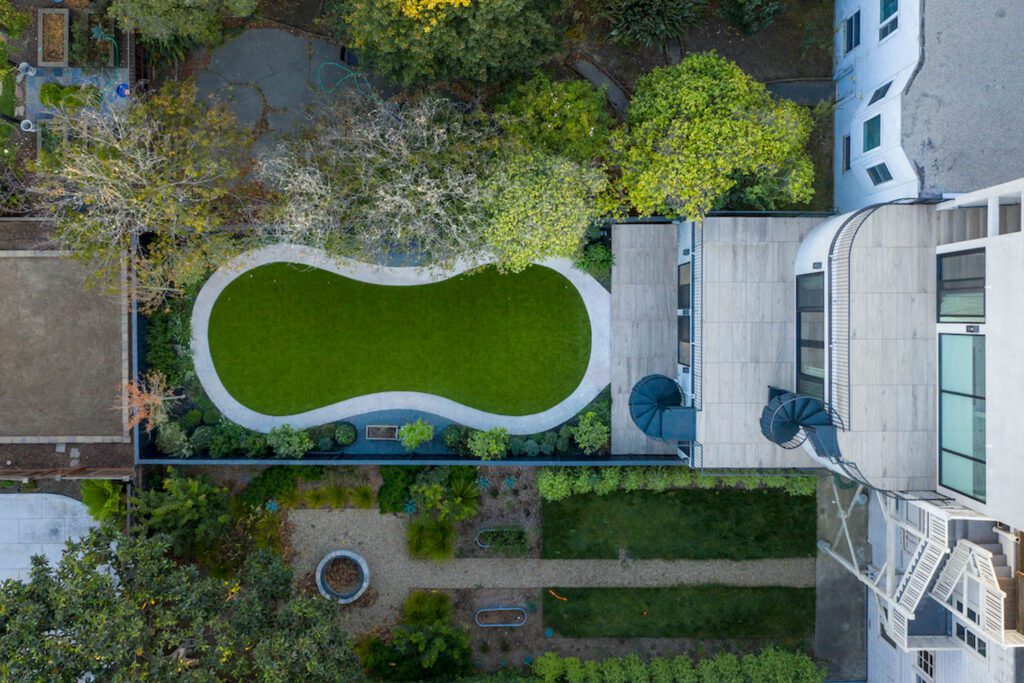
973,549 -> 1007,639
894,513 -> 949,612
932,542 -> 971,603
889,609 -> 910,649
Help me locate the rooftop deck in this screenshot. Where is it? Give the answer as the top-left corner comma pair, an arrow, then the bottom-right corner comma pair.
610,223 -> 678,455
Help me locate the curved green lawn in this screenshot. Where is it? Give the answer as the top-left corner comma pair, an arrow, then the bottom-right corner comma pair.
206,262 -> 592,416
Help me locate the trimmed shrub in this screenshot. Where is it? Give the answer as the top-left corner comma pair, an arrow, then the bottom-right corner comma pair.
467,428 -> 509,460
266,425 -> 314,459
574,242 -> 615,280
81,479 -> 124,524
508,436 -> 526,456
556,425 -> 573,452
190,425 -> 214,454
241,430 -> 269,457
523,439 -> 541,457
155,422 -> 191,458
441,424 -> 466,452
719,0 -> 785,35
601,0 -> 705,47
238,465 -> 324,508
39,82 -> 101,112
623,467 -> 646,492
202,408 -> 221,425
398,418 -> 434,451
532,649 -> 824,682
334,422 -> 357,447
180,409 -> 203,432
571,411 -> 610,455
536,469 -> 573,502
310,424 -> 336,452
209,421 -> 244,458
594,467 -> 622,495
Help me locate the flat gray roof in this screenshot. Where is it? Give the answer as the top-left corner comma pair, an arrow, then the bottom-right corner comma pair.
0,252 -> 128,442
902,1 -> 1024,196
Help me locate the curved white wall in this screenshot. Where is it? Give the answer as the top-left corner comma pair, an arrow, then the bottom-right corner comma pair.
795,212 -> 855,276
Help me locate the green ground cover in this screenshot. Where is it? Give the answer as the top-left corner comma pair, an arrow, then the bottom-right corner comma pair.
543,586 -> 815,639
0,70 -> 14,140
541,488 -> 816,560
207,262 -> 591,415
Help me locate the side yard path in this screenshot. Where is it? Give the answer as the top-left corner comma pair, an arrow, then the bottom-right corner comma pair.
288,509 -> 814,635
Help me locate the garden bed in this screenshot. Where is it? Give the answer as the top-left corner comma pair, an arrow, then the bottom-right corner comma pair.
38,9 -> 69,68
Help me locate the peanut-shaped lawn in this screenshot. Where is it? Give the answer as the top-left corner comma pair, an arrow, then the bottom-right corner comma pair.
206,262 -> 592,416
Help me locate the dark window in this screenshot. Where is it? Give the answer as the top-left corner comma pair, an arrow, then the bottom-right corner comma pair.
917,650 -> 935,678
938,250 -> 985,322
678,262 -> 691,310
845,11 -> 861,53
678,314 -> 691,367
866,163 -> 893,185
842,135 -> 851,172
939,334 -> 986,501
869,81 -> 892,104
797,273 -> 825,400
863,115 -> 881,151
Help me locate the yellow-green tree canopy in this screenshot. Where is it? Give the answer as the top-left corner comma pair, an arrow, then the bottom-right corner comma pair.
615,51 -> 814,219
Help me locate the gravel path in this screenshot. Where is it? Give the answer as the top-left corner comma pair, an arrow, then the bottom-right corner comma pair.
289,509 -> 815,635
192,244 -> 611,434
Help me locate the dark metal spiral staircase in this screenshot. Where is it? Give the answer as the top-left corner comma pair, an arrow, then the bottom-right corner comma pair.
759,391 -> 843,458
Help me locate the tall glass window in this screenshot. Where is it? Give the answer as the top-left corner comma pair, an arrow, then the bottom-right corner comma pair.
863,115 -> 881,151
678,263 -> 691,366
939,334 -> 986,501
797,273 -> 825,400
938,250 -> 985,322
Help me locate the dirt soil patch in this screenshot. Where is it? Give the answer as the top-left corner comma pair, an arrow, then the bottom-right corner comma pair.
457,466 -> 541,558
323,556 -> 361,594
41,12 -> 66,64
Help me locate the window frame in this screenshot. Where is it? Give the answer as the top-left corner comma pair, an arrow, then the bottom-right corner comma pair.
678,263 -> 692,367
915,650 -> 935,680
863,115 -> 882,151
868,81 -> 892,105
938,334 -> 986,502
879,0 -> 899,40
796,273 -> 825,400
937,249 -> 985,323
844,10 -> 861,53
842,134 -> 851,172
866,163 -> 893,185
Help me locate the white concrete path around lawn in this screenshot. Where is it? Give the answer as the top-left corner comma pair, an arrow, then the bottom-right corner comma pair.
0,494 -> 96,583
191,244 -> 612,434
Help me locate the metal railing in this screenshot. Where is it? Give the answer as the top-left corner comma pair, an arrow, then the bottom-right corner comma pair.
691,221 -> 703,410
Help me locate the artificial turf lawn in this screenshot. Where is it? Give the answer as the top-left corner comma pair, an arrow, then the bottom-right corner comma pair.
542,586 -> 815,639
206,262 -> 592,416
541,489 -> 816,560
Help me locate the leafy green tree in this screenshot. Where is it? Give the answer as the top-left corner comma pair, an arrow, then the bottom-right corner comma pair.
496,74 -> 614,164
332,0 -> 560,86
266,424 -> 315,458
485,154 -> 607,272
398,418 -> 435,451
108,0 -> 256,46
32,81 -> 248,309
571,411 -> 610,454
467,427 -> 509,460
131,469 -> 231,557
614,51 -> 813,219
0,530 -> 365,682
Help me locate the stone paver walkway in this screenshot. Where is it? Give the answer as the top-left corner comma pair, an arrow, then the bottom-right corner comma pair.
192,244 -> 611,435
289,509 -> 815,634
0,494 -> 96,583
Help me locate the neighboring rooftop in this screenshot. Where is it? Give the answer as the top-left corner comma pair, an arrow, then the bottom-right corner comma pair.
0,228 -> 128,445
902,1 -> 1024,196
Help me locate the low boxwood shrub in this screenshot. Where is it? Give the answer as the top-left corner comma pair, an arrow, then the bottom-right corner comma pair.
208,421 -> 244,458
241,430 -> 268,457
266,425 -> 313,458
310,424 -> 336,452
179,409 -> 203,432
335,422 -> 357,447
467,427 -> 509,460
202,408 -> 221,425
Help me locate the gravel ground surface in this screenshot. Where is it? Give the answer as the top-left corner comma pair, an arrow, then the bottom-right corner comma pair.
289,509 -> 816,635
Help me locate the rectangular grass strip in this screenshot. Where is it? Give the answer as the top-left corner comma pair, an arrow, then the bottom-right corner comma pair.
541,489 -> 816,560
543,586 -> 815,639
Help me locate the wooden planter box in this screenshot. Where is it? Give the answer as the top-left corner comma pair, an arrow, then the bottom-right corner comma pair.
38,9 -> 70,67
76,11 -> 116,68
365,425 -> 398,441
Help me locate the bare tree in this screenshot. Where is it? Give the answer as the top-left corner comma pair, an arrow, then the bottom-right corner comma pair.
120,370 -> 181,433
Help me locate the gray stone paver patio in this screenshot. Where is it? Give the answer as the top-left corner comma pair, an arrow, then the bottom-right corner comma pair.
0,494 -> 96,583
289,509 -> 815,635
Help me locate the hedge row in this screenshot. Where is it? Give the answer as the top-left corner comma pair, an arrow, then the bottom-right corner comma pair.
535,466 -> 816,502
532,649 -> 824,683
